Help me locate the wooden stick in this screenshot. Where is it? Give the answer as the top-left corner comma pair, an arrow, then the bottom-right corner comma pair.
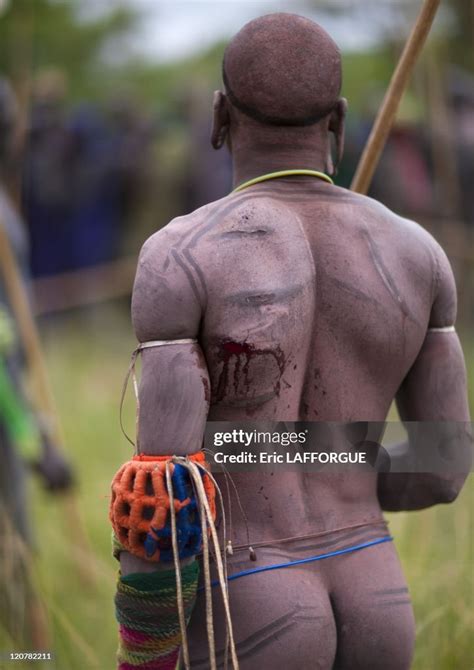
0,224 -> 58,426
351,0 -> 441,194
0,217 -> 96,585
32,255 -> 137,315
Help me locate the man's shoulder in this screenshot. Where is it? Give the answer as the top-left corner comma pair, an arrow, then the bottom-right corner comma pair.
143,190 -> 292,254
141,186 -> 448,277
335,187 -> 445,260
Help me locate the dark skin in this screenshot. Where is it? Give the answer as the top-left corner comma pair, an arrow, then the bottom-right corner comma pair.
120,19 -> 470,669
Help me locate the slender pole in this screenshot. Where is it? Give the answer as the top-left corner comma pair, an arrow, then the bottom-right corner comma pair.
351,0 -> 441,194
0,225 -> 58,426
0,218 -> 96,584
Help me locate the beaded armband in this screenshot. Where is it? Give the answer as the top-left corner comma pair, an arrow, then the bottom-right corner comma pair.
110,452 -> 216,562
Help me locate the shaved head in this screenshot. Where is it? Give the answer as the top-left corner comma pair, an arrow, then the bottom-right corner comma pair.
223,13 -> 342,127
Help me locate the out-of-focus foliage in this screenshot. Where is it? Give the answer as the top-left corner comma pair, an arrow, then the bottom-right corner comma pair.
306,0 -> 474,73
0,0 -> 137,101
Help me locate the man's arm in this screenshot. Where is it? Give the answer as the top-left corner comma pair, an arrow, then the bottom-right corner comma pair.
121,224 -> 210,573
111,223 -> 216,670
131,224 -> 209,455
378,244 -> 472,511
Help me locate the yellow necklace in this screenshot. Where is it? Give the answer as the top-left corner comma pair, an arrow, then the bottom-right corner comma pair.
233,169 -> 334,193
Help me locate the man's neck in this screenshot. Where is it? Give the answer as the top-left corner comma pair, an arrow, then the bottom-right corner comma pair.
230,126 -> 329,188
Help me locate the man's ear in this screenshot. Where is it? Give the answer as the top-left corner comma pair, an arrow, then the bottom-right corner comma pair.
328,97 -> 347,176
211,90 -> 230,150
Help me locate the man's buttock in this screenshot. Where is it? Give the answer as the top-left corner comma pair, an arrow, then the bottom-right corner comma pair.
185,521 -> 414,670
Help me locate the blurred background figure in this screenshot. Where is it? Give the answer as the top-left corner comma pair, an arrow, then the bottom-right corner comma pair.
449,67 -> 474,226
180,85 -> 232,212
368,95 -> 434,217
0,75 -> 73,646
23,69 -> 73,277
23,71 -> 153,276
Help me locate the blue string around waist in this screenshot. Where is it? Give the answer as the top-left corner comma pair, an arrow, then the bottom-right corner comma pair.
200,535 -> 394,590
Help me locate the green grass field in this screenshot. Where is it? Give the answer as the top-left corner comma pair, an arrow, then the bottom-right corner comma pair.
1,305 -> 472,669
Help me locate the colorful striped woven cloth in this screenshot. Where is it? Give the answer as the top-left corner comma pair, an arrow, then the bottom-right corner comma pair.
115,561 -> 199,669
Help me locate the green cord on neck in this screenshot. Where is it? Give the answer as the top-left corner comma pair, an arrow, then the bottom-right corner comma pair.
233,169 -> 334,193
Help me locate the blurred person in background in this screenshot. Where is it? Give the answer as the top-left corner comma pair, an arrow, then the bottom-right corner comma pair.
450,67 -> 474,227
0,76 -> 73,644
24,70 -> 155,279
22,69 -> 74,277
67,94 -> 154,269
106,93 -> 155,255
181,85 -> 233,213
66,101 -> 122,270
352,91 -> 434,220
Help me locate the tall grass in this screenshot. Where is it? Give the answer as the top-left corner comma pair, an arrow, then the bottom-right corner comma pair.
0,305 -> 472,669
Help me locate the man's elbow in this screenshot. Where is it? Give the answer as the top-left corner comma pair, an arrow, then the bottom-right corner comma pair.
378,472 -> 469,511
434,474 -> 467,504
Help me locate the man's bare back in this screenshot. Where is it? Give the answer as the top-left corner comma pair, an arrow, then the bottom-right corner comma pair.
131,174 -> 460,532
